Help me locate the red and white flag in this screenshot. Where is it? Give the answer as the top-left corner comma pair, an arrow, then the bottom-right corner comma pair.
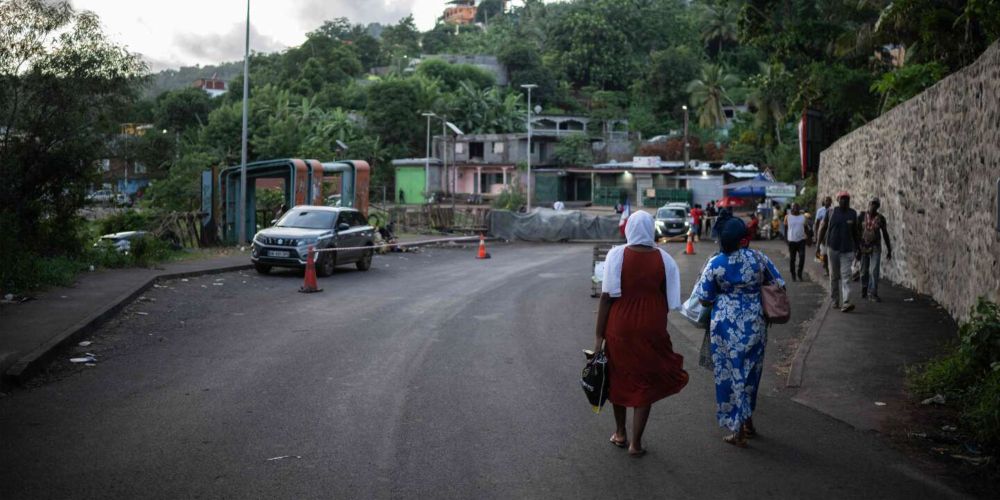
618,199 -> 630,237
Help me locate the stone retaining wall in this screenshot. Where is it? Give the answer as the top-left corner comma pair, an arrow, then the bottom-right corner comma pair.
819,42 -> 1000,320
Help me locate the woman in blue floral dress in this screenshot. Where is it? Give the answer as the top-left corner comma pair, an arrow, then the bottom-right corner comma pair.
694,215 -> 784,447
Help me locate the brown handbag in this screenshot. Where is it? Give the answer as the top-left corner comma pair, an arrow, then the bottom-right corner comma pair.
756,251 -> 791,324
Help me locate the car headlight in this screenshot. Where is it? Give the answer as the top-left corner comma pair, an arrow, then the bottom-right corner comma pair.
655,220 -> 665,227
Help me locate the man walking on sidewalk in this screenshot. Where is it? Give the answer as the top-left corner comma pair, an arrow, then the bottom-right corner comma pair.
785,203 -> 807,281
859,197 -> 892,302
819,191 -> 860,312
814,196 -> 832,276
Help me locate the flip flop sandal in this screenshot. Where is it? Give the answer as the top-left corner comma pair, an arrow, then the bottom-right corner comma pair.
609,434 -> 629,448
724,433 -> 748,448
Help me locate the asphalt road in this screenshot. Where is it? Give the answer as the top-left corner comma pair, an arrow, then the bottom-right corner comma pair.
0,243 -> 961,499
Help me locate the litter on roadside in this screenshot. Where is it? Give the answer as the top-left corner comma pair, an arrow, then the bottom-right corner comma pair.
70,356 -> 96,363
1,294 -> 34,304
78,341 -> 93,347
181,278 -> 189,282
266,455 -> 302,461
942,425 -> 957,432
904,298 -> 915,302
874,401 -> 887,406
212,283 -> 223,286
921,394 -> 946,405
136,311 -> 149,315
951,454 -> 991,466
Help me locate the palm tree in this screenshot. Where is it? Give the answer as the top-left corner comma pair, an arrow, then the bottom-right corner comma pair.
746,62 -> 788,144
686,63 -> 740,129
699,1 -> 739,55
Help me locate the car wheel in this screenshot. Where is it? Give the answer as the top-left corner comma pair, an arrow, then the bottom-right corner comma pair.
356,248 -> 373,271
317,252 -> 335,277
254,263 -> 271,274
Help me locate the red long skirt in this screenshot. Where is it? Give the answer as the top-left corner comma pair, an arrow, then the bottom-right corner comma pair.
605,248 -> 689,407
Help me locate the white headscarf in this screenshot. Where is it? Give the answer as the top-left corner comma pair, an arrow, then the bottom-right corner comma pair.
624,210 -> 655,247
601,211 -> 681,309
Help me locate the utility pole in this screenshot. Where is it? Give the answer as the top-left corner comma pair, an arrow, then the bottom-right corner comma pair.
682,105 -> 690,168
422,112 -> 434,198
521,83 -> 537,211
237,0 -> 251,244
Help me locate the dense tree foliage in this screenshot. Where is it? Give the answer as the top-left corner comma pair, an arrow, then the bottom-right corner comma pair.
9,0 -> 999,245
0,0 -> 145,257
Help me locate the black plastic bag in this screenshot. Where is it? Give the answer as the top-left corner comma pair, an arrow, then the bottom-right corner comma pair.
581,351 -> 610,413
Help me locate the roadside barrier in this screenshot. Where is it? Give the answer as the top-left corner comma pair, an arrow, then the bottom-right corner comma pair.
310,235 -> 484,255
684,230 -> 696,255
299,246 -> 322,293
476,233 -> 491,259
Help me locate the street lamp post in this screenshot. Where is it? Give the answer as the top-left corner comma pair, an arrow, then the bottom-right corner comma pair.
422,112 -> 435,198
521,83 -> 537,211
237,0 -> 250,244
682,105 -> 690,168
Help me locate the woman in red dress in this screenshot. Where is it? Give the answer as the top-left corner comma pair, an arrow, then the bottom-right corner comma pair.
593,211 -> 689,457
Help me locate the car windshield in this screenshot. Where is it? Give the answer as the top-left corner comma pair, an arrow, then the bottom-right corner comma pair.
276,210 -> 335,229
657,208 -> 685,219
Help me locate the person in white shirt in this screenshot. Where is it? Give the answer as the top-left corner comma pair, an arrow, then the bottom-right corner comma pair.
785,203 -> 807,281
552,201 -> 565,211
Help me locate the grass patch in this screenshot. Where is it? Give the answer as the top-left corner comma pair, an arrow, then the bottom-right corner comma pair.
909,297 -> 1000,452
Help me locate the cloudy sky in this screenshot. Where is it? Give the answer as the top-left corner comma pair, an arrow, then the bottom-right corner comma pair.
70,0 -> 454,71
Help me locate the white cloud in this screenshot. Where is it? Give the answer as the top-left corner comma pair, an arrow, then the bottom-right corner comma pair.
64,0 -> 456,69
173,22 -> 286,64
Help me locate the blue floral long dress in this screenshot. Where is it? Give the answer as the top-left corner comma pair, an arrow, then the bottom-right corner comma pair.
694,248 -> 784,431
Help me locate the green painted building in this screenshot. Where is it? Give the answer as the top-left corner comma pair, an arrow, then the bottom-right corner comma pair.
392,159 -> 443,205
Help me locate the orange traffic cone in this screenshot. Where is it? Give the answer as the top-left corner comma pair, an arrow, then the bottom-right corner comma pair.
299,245 -> 323,293
684,231 -> 696,255
476,233 -> 491,259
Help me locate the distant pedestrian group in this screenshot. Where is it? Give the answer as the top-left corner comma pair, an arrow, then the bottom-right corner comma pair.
815,191 -> 892,311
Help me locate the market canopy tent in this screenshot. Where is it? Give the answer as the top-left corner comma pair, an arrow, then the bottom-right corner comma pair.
723,175 -> 794,198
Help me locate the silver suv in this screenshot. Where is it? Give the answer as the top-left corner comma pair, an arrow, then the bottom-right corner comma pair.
655,205 -> 689,238
251,206 -> 374,276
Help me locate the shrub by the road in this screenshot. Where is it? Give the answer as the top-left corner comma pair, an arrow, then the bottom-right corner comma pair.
2,210 -> 176,294
910,297 -> 1000,451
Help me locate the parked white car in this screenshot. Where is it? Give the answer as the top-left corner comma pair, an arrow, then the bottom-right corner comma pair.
114,192 -> 131,206
86,190 -> 113,203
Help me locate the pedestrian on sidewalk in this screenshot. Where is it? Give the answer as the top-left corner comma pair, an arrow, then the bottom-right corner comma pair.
785,203 -> 807,281
818,191 -> 860,312
705,201 -> 717,238
742,213 -> 759,248
694,216 -> 784,448
859,197 -> 892,302
690,204 -> 703,242
594,211 -> 688,458
814,196 -> 832,276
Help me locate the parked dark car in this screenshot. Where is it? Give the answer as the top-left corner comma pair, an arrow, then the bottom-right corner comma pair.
655,205 -> 689,238
251,206 -> 374,276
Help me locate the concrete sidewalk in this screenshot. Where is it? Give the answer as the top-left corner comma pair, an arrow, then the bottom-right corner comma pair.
755,239 -> 958,432
0,252 -> 253,387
